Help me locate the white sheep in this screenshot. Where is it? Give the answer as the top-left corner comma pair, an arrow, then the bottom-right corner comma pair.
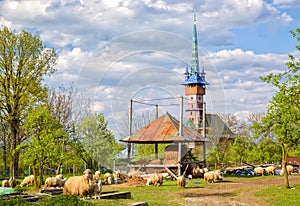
280,165 -> 294,175
63,169 -> 94,199
146,173 -> 163,186
254,167 -> 264,176
265,166 -> 275,175
43,177 -> 66,189
204,170 -> 223,183
20,175 -> 35,187
2,180 -> 9,187
103,173 -> 112,184
94,171 -> 101,183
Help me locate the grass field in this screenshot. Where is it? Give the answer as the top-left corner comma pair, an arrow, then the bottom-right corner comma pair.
1,175 -> 300,205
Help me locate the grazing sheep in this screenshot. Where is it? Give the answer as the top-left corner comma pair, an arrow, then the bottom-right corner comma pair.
63,169 -> 94,199
265,166 -> 275,175
146,173 -> 163,186
204,170 -> 223,183
20,175 -> 35,187
177,176 -> 186,187
43,177 -> 66,189
91,181 -> 102,199
254,167 -> 264,176
2,180 -> 9,187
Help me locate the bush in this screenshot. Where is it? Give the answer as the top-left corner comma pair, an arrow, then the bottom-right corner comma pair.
0,197 -> 31,206
37,194 -> 95,206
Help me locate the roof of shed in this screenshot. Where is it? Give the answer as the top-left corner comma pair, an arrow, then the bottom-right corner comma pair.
120,112 -> 208,144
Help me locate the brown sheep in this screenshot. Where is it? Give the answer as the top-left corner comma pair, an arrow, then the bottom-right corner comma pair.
254,167 -> 264,176
20,175 -> 35,187
146,173 -> 163,186
55,174 -> 63,180
177,175 -> 186,187
63,169 -> 94,199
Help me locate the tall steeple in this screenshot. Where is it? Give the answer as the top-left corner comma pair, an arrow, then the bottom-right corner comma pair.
182,10 -> 208,131
190,12 -> 199,75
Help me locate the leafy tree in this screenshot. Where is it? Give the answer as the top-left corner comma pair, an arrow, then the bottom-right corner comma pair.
231,136 -> 252,164
20,105 -> 66,188
252,29 -> 300,188
0,27 -> 56,178
74,113 -> 123,169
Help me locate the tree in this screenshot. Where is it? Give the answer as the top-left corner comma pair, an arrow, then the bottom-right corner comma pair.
0,27 -> 57,178
252,29 -> 300,188
20,105 -> 66,188
73,113 -> 123,169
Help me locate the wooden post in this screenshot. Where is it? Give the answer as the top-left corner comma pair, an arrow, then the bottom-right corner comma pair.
202,102 -> 206,164
178,96 -> 183,176
155,104 -> 158,119
128,99 -> 133,166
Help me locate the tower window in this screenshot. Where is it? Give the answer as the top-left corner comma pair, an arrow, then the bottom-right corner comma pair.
190,112 -> 192,115
191,97 -> 193,100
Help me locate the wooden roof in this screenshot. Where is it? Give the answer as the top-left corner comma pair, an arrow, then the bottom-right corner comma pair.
120,113 -> 207,144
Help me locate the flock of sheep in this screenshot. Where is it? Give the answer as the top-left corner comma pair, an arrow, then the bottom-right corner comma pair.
0,164 -> 296,199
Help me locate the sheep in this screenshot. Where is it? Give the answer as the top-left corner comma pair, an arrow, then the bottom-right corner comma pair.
280,165 -> 294,176
254,167 -> 264,176
43,177 -> 66,189
20,175 -> 35,187
204,170 -> 223,183
91,181 -> 102,199
63,169 -> 94,199
94,170 -> 101,183
287,165 -> 293,174
55,174 -> 63,180
2,180 -> 9,187
265,166 -> 275,175
103,173 -> 112,184
146,173 -> 163,186
177,175 -> 186,187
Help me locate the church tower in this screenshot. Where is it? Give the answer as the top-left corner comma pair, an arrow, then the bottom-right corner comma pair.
183,13 -> 208,131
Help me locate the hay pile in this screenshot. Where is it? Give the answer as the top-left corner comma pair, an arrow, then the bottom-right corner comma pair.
125,176 -> 147,187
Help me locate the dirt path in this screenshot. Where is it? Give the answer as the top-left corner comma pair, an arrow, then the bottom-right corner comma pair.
179,175 -> 300,206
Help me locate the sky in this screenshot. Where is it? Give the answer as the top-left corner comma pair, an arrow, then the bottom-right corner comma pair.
0,0 -> 299,139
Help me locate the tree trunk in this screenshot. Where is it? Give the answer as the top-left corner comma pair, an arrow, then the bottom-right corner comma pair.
281,144 -> 290,188
2,144 -> 7,171
39,163 -> 44,189
32,167 -> 38,188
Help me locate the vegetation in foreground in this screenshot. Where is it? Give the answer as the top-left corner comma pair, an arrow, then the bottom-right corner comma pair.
1,176 -> 300,206
255,184 -> 300,206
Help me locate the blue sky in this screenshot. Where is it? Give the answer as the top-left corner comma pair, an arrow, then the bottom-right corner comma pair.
0,0 -> 299,138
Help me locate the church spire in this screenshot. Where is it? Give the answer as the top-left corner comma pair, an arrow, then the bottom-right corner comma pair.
190,10 -> 199,75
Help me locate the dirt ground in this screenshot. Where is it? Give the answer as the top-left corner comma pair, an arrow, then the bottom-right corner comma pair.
103,175 -> 300,206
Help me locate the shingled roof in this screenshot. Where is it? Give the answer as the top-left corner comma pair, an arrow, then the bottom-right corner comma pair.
120,113 -> 208,143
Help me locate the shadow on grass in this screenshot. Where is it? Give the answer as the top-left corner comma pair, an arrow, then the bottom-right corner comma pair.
183,192 -> 235,198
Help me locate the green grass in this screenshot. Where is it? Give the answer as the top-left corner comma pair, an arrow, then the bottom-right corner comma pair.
255,184 -> 300,206
88,179 -> 204,206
